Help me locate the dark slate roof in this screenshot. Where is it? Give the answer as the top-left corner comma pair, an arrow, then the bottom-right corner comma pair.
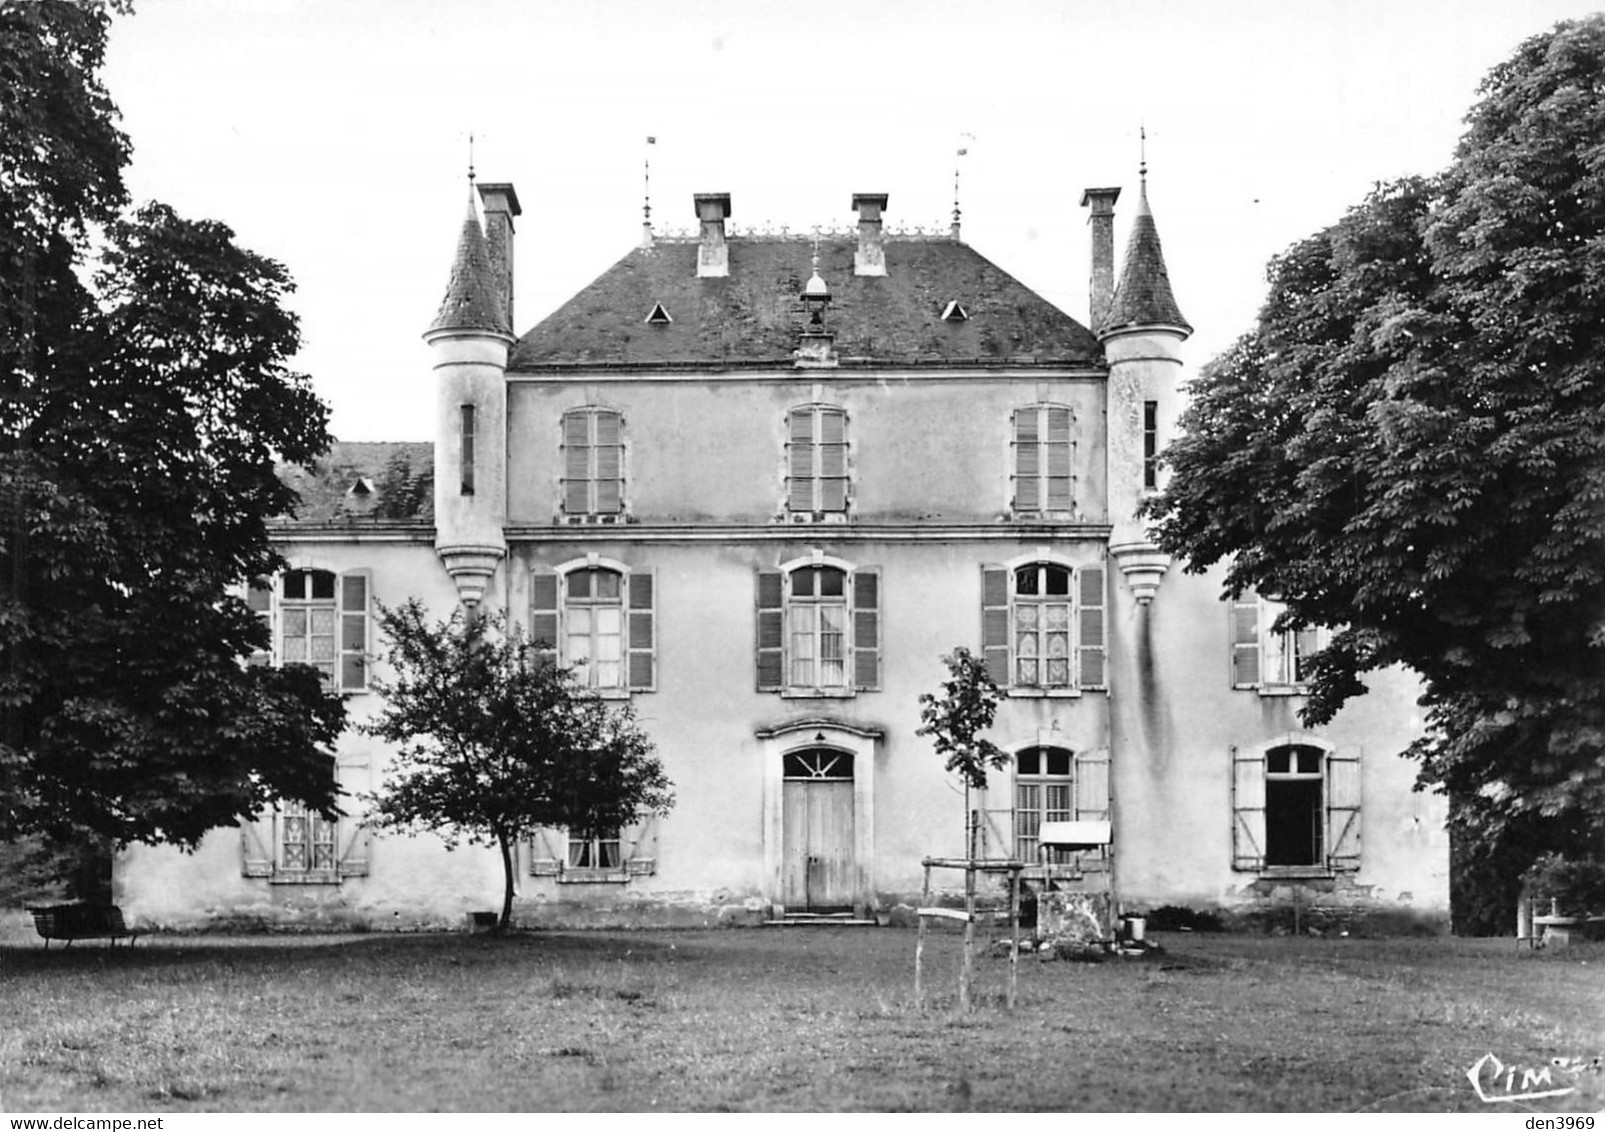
427,190 -> 512,338
510,236 -> 1102,369
277,441 -> 434,524
1103,184 -> 1191,336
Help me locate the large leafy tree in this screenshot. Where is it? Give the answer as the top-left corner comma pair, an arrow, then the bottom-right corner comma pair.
364,602 -> 674,931
1144,16 -> 1605,909
2,1 -> 345,851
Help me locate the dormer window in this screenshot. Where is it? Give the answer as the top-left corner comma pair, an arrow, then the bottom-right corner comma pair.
941,300 -> 969,322
644,302 -> 672,325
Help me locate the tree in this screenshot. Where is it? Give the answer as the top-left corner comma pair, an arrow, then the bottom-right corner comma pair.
1143,16 -> 1605,917
2,1 -> 346,852
916,647 -> 1005,859
363,601 -> 674,931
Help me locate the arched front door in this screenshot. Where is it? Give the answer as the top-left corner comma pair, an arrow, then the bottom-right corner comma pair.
781,748 -> 856,911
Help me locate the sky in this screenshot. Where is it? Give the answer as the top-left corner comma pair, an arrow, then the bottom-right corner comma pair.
100,0 -> 1604,442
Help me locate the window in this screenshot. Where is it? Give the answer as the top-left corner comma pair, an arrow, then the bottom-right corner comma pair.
460,404 -> 476,495
786,404 -> 849,517
530,820 -> 659,881
976,747 -> 1110,869
1230,593 -> 1325,691
241,789 -> 371,883
531,561 -> 655,692
1143,400 -> 1158,490
980,560 -> 1105,693
247,568 -> 371,692
755,559 -> 880,695
1012,404 -> 1074,515
561,407 -> 624,518
1232,743 -> 1361,872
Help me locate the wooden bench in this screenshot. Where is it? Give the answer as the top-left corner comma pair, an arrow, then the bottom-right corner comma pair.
27,904 -> 140,949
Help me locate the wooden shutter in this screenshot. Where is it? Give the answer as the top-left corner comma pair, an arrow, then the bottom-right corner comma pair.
1074,747 -> 1111,873
531,566 -> 560,667
562,411 -> 591,515
336,821 -> 370,878
1232,746 -> 1267,871
1230,594 -> 1261,688
851,566 -> 881,691
1078,564 -> 1106,689
530,827 -> 563,876
819,407 -> 847,512
978,785 -> 1012,862
756,568 -> 785,691
624,815 -> 659,876
337,569 -> 371,692
246,579 -> 273,667
626,568 -> 656,692
594,410 -> 623,514
1326,747 -> 1362,872
241,815 -> 274,877
1013,408 -> 1039,511
981,565 -> 1010,688
787,408 -> 815,512
1045,406 -> 1073,511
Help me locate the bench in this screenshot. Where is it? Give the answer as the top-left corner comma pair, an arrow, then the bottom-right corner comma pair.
27,904 -> 140,949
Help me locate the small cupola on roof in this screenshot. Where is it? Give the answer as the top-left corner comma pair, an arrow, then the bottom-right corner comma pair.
852,193 -> 888,276
1101,174 -> 1191,339
796,241 -> 837,368
695,192 -> 732,278
426,184 -> 513,339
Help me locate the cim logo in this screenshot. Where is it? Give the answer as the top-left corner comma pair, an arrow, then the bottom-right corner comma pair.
1466,1052 -> 1580,1104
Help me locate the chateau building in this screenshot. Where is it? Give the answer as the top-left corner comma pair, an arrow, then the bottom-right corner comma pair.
119,170 -> 1450,930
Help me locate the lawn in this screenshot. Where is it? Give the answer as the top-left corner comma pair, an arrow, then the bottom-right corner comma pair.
1,926 -> 1602,1113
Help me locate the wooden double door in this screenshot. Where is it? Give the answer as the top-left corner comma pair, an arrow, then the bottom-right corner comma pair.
781,749 -> 855,912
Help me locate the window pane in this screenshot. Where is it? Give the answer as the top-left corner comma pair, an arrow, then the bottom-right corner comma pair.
1268,747 -> 1290,774
282,609 -> 308,638
1045,749 -> 1072,777
792,568 -> 815,597
593,570 -> 621,601
1044,566 -> 1070,596
310,571 -> 335,601
282,571 -> 307,600
1045,658 -> 1069,686
1015,566 -> 1039,595
1017,748 -> 1040,775
818,568 -> 845,597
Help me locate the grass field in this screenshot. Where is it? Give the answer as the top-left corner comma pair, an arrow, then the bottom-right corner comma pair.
2,926 -> 1602,1113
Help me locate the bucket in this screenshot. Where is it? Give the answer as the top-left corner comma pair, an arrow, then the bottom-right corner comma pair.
1121,914 -> 1147,943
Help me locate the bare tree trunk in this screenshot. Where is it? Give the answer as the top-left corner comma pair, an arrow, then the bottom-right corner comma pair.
498,832 -> 515,933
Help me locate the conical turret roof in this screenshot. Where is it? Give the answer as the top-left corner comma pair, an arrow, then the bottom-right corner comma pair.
1103,181 -> 1190,337
426,187 -> 512,337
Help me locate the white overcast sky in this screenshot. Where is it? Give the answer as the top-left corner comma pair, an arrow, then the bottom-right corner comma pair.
101,0 -> 1602,442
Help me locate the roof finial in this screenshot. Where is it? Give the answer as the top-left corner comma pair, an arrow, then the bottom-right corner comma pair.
468,132 -> 476,183
1139,123 -> 1147,186
644,135 -> 655,224
952,132 -> 972,241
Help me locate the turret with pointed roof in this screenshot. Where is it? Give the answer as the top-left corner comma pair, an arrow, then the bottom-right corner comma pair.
1101,180 -> 1191,339
427,187 -> 513,339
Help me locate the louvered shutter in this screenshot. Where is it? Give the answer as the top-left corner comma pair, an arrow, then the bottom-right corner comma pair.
1231,595 -> 1261,688
981,565 -> 1010,687
530,827 -> 563,876
246,579 -> 273,667
563,411 -> 591,515
595,410 -> 623,514
626,568 -> 656,692
756,568 -> 785,691
241,815 -> 274,878
336,757 -> 371,877
1045,406 -> 1073,511
337,569 -> 371,692
788,408 -> 815,512
1078,564 -> 1106,689
1232,746 -> 1267,871
819,408 -> 847,512
1013,408 -> 1039,511
531,567 -> 560,667
851,566 -> 881,691
624,816 -> 659,877
1074,747 -> 1111,873
1326,747 -> 1362,872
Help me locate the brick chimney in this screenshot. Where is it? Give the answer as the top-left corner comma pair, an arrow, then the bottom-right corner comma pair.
852,193 -> 888,277
476,183 -> 520,329
1080,186 -> 1121,333
694,193 -> 731,278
